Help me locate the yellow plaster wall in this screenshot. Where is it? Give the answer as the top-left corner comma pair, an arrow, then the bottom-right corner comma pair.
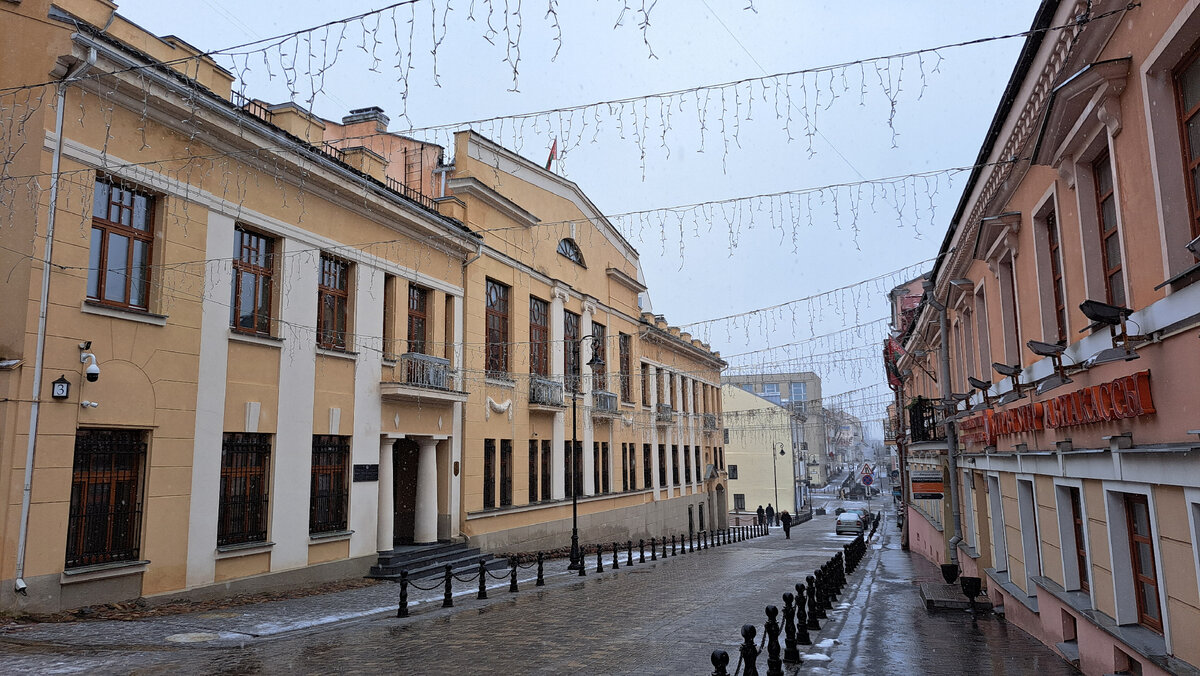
312,355 -> 356,434
308,538 -> 350,566
1084,480 -> 1116,618
214,553 -> 270,582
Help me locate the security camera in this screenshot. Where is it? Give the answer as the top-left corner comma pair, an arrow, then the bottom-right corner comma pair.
80,353 -> 100,382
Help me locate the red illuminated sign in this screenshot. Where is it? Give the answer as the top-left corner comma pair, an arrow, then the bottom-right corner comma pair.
958,370 -> 1155,447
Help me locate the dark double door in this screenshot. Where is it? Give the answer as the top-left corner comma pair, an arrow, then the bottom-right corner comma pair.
393,439 -> 419,545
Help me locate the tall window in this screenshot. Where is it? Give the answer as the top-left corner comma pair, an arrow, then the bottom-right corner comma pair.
1125,493 -> 1162,631
695,447 -> 702,481
483,439 -> 496,509
789,382 -> 807,402
1175,48 -> 1200,242
540,440 -> 552,501
218,433 -> 271,546
485,279 -> 510,376
601,442 -> 610,493
734,494 -> 746,511
590,322 -> 607,390
728,464 -> 739,480
564,310 -> 581,392
529,297 -> 549,377
593,442 -> 601,495
564,440 -> 582,497
683,445 -> 692,483
317,255 -> 351,350
65,429 -> 146,568
407,285 -> 428,354
89,177 -> 154,310
641,364 -> 650,406
1070,487 -> 1089,592
528,440 -> 539,503
643,444 -> 653,489
310,435 -> 350,534
621,443 -> 629,491
619,333 -> 633,402
1046,211 -> 1068,343
231,226 -> 274,335
383,275 -> 398,359
1094,153 -> 1126,307
500,439 -> 513,507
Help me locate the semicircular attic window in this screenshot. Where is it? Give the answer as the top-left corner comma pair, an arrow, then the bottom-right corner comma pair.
557,238 -> 586,267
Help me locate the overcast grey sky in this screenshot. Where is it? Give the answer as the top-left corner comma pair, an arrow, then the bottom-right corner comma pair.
113,0 -> 1042,432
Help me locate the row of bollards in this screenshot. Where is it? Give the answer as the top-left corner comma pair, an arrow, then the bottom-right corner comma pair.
710,532 -> 868,675
396,524 -> 771,617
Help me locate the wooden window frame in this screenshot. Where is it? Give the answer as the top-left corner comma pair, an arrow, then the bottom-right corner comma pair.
1124,493 -> 1163,632
564,310 -> 581,393
529,296 -> 549,377
683,444 -> 692,483
218,433 -> 271,546
317,254 -> 351,350
485,279 -> 510,376
499,439 -> 513,507
407,284 -> 429,355
65,429 -> 146,569
231,225 -> 275,336
309,435 -> 350,534
540,440 -> 552,501
1046,211 -> 1068,344
590,322 -> 607,389
642,443 -> 652,489
88,176 -> 155,311
1175,45 -> 1200,242
528,440 -> 539,503
1070,487 -> 1089,592
734,493 -> 746,511
619,334 -> 633,402
1093,152 -> 1126,307
483,439 -> 496,509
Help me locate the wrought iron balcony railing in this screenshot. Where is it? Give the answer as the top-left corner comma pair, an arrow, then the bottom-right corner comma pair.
907,396 -> 946,443
400,352 -> 451,390
656,403 -> 673,422
529,376 -> 565,407
702,413 -> 719,430
592,390 -> 618,415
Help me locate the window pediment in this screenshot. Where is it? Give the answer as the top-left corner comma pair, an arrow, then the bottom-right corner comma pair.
972,211 -> 1022,263
1033,58 -> 1131,168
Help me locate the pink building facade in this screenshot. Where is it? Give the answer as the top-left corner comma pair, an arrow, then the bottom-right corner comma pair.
888,1 -> 1200,674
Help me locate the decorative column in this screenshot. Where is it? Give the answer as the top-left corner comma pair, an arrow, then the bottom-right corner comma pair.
414,437 -> 440,545
662,369 -> 675,499
648,363 -> 661,501
550,285 -> 569,500
377,437 -> 396,552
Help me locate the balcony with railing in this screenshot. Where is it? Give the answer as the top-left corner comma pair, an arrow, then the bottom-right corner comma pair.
907,396 -> 946,444
529,376 -> 565,410
381,352 -> 467,404
656,403 -> 673,423
592,390 -> 618,416
702,413 -> 719,431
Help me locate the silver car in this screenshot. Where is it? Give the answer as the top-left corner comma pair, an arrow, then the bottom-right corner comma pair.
835,512 -> 865,536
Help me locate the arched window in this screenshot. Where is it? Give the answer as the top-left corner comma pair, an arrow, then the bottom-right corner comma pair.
557,238 -> 585,267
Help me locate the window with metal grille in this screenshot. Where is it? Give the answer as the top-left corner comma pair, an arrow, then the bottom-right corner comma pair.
1094,153 -> 1126,307
641,364 -> 650,407
529,296 -> 549,377
408,284 -> 428,354
500,439 -> 513,507
540,440 -> 552,501
590,322 -> 606,387
310,435 -> 350,534
528,440 -> 539,503
565,310 -> 580,392
65,429 -> 147,569
485,279 -> 510,376
643,444 -> 652,489
218,433 -> 271,546
619,333 -> 633,402
317,254 -> 351,350
231,226 -> 275,335
88,177 -> 154,310
556,238 -> 585,266
483,439 -> 496,509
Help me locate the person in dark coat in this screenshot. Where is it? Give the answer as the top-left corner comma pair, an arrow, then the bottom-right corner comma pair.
756,505 -> 765,526
780,511 -> 792,539
765,503 -> 775,527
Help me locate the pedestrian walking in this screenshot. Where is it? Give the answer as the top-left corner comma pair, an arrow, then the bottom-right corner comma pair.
780,511 -> 792,539
765,503 -> 775,527
757,505 -> 765,526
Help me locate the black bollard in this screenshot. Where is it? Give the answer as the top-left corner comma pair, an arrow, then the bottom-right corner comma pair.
710,649 -> 730,676
509,557 -> 519,593
478,558 -> 488,600
782,592 -> 800,664
725,528 -> 730,545
671,534 -> 677,556
662,535 -> 667,559
578,547 -> 587,577
627,540 -> 633,567
715,529 -> 721,547
596,544 -> 604,573
824,564 -> 838,603
739,624 -> 760,676
613,542 -> 620,570
651,537 -> 658,561
765,605 -> 783,676
536,551 -> 545,586
795,583 -> 812,643
820,568 -> 834,609
397,570 -> 409,618
690,531 -> 696,553
639,538 -> 646,563
443,564 -> 454,608
805,577 -> 820,630
809,574 -> 826,619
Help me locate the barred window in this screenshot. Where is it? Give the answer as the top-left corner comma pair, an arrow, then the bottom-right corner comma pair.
218,433 -> 271,546
317,254 -> 351,350
310,435 -> 350,534
540,440 -> 552,501
231,226 -> 274,335
89,177 -> 154,310
500,439 -> 513,507
65,429 -> 146,569
483,439 -> 496,509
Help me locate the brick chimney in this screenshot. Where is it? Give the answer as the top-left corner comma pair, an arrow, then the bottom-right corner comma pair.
342,106 -> 390,132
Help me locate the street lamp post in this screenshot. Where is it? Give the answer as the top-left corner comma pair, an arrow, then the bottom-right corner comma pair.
771,442 -> 785,524
568,334 -> 604,571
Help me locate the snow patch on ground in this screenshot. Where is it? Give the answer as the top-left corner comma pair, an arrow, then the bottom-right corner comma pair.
801,653 -> 833,661
815,638 -> 838,648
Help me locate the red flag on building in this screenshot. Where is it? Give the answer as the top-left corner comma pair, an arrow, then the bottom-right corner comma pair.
545,138 -> 557,170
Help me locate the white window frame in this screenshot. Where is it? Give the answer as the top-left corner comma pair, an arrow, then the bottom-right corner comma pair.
1053,478 -> 1094,603
987,473 -> 1008,572
1016,475 -> 1042,595
962,468 -> 977,550
1102,481 -> 1171,650
1032,187 -> 1070,342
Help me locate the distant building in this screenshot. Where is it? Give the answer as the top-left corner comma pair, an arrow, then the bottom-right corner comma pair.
720,385 -> 804,523
722,371 -> 829,486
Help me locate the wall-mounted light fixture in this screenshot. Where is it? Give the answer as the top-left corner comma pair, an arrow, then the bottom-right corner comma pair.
991,362 -> 1031,405
1027,340 -> 1075,395
1078,300 -> 1146,367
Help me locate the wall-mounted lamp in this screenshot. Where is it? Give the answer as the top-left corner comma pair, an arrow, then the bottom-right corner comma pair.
1027,340 -> 1075,395
1078,300 -> 1146,367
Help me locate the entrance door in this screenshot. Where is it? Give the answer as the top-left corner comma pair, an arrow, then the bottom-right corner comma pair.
393,439 -> 419,545
715,486 -> 728,529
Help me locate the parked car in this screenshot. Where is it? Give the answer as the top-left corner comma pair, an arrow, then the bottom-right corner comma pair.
835,512 -> 865,536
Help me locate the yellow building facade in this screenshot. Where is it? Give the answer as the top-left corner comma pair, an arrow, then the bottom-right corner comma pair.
0,0 -> 725,613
